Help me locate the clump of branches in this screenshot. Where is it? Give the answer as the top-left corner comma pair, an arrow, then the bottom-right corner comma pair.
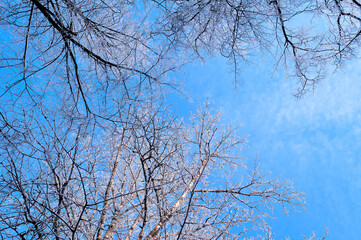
0,101 -> 305,239
1,0 -> 361,109
1,0 -> 355,239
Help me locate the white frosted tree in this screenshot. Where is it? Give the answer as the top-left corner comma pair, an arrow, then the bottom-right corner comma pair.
0,100 -> 306,239
1,0 -> 356,239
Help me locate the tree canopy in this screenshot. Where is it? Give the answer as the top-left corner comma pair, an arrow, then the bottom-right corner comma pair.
0,0 -> 357,239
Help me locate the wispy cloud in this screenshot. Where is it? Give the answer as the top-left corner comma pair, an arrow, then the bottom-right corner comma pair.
274,64 -> 361,130
181,57 -> 361,240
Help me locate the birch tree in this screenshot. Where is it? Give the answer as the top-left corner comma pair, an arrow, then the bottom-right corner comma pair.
0,0 -> 354,239
0,101 -> 305,239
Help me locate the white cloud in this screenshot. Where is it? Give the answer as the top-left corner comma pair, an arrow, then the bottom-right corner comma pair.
274,61 -> 361,129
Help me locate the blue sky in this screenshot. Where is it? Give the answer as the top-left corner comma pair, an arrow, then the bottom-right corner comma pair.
2,2 -> 360,239
168,56 -> 361,239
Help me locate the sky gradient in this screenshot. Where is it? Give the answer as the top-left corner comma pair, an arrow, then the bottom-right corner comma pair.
169,56 -> 361,239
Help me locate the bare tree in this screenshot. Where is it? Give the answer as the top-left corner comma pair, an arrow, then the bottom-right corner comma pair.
0,0 -> 350,239
0,101 -> 305,239
152,0 -> 361,96
0,0 -> 181,121
1,0 -> 361,105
